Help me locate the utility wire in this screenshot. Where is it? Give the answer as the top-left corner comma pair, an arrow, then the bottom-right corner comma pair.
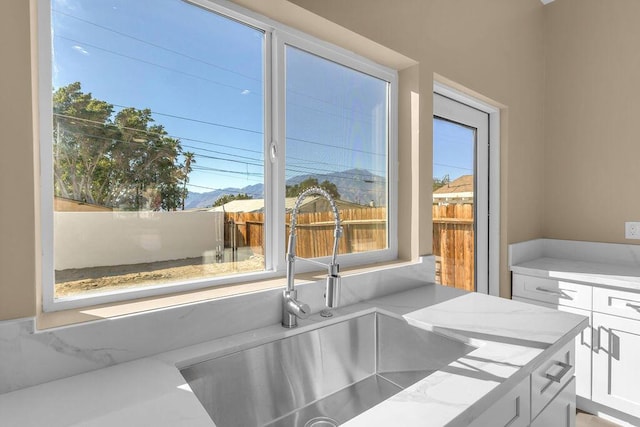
433,162 -> 473,172
54,113 -> 387,170
53,11 -> 382,121
56,35 -> 257,96
53,8 -> 262,83
55,120 -> 385,183
109,102 -> 263,136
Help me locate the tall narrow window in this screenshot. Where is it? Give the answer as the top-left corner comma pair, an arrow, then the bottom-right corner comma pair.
432,93 -> 489,294
48,0 -> 265,305
284,46 -> 389,257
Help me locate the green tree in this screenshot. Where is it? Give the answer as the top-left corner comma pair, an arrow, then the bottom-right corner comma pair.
285,177 -> 341,199
433,174 -> 450,192
181,152 -> 196,210
213,193 -> 253,207
53,82 -> 189,210
53,82 -> 117,205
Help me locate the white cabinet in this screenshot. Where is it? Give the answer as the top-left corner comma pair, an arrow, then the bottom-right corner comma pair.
512,296 -> 592,400
593,287 -> 640,322
468,376 -> 530,427
469,341 -> 575,427
531,340 -> 575,418
592,312 -> 640,419
531,377 -> 576,427
512,275 -> 591,309
513,271 -> 640,425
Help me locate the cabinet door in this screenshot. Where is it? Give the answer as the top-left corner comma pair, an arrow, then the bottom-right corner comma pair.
467,376 -> 530,427
593,312 -> 640,418
531,377 -> 576,427
513,297 -> 591,400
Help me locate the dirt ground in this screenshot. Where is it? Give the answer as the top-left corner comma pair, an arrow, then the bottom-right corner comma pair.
55,254 -> 265,298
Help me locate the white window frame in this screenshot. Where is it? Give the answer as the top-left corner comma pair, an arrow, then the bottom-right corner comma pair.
38,0 -> 398,311
433,82 -> 500,297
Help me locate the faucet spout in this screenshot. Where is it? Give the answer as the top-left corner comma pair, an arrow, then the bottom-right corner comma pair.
282,186 -> 343,328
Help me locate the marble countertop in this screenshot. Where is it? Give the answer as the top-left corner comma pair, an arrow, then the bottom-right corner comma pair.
0,285 -> 587,427
511,256 -> 640,291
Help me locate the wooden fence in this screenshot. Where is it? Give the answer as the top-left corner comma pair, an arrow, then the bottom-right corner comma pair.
432,204 -> 475,292
224,207 -> 387,259
225,205 -> 474,292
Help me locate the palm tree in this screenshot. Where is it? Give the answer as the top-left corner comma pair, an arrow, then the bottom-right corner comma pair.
181,152 -> 196,210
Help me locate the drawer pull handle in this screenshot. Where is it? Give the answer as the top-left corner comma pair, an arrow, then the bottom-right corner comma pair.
535,286 -> 564,296
626,302 -> 640,311
545,361 -> 572,383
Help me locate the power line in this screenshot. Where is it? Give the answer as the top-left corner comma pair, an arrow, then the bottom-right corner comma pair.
191,164 -> 262,177
52,9 -> 262,83
54,112 -> 261,155
56,35 -> 259,97
56,115 -> 387,183
55,123 -> 264,168
186,183 -> 220,191
54,12 -> 383,121
109,102 -> 263,136
181,143 -> 260,163
110,101 -> 386,159
433,162 -> 473,172
287,135 -> 385,157
55,111 -> 386,168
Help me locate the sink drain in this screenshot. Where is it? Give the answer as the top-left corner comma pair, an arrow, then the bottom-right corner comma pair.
304,416 -> 339,427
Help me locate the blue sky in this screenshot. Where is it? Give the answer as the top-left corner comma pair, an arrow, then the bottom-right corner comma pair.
52,0 -> 470,200
433,118 -> 475,182
53,0 -> 265,192
51,0 -> 387,196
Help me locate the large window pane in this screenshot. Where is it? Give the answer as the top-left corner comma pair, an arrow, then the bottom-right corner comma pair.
432,117 -> 475,291
51,0 -> 265,299
284,46 -> 389,257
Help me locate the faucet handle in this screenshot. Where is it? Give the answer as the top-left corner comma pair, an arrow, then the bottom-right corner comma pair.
325,274 -> 341,308
284,295 -> 310,319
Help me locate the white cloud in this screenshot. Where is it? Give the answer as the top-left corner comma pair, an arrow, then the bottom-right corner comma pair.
241,89 -> 250,95
72,45 -> 89,56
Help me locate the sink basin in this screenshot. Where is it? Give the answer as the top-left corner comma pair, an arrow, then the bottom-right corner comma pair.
180,312 -> 475,427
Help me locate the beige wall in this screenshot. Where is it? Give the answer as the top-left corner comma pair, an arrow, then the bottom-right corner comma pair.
544,0 -> 640,243
283,0 -> 547,298
0,0 -> 37,320
0,0 -> 552,320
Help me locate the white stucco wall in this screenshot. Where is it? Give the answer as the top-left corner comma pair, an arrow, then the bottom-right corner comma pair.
54,211 -> 224,270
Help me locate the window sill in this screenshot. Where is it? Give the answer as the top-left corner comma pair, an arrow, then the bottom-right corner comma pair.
36,258 -> 416,330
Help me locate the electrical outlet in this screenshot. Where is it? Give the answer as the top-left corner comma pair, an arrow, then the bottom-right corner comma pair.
625,222 -> 640,239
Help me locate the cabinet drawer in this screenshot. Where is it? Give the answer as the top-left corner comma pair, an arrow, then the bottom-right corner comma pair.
468,376 -> 530,427
513,297 -> 592,401
593,286 -> 640,321
531,340 -> 575,418
531,377 -> 576,427
512,274 -> 591,309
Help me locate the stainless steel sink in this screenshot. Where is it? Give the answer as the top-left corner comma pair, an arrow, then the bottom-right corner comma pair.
180,312 -> 475,427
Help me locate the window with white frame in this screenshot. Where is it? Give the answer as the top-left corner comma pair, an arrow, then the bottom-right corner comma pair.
40,0 -> 397,311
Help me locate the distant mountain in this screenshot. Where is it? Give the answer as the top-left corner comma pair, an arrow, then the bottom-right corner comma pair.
185,168 -> 385,209
184,185 -> 263,209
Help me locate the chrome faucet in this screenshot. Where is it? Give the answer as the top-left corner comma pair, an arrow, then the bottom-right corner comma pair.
282,186 -> 343,328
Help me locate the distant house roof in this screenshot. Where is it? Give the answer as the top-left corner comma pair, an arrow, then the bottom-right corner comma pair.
433,175 -> 474,204
209,196 -> 362,213
209,198 -> 267,213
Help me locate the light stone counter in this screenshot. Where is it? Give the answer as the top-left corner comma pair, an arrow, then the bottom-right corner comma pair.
511,257 -> 640,291
509,238 -> 640,291
0,285 -> 587,427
